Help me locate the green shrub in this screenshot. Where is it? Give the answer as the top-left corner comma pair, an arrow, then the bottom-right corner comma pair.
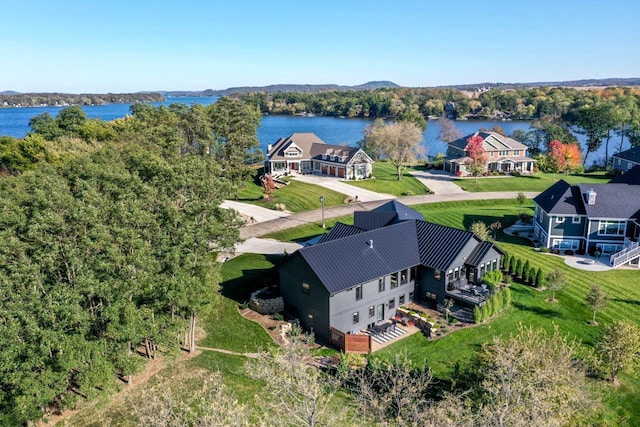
523,259 -> 531,278
515,258 -> 524,278
492,293 -> 503,313
504,274 -> 513,285
481,270 -> 503,289
503,287 -> 512,307
509,256 -> 517,275
539,246 -> 549,253
473,306 -> 483,323
535,268 -> 545,288
502,253 -> 511,270
485,298 -> 495,318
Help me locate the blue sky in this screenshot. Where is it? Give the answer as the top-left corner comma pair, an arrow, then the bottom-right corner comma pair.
2,0 -> 639,93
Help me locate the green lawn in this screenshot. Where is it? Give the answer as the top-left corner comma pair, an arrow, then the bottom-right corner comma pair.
237,177 -> 346,213
453,171 -> 611,192
343,161 -> 431,196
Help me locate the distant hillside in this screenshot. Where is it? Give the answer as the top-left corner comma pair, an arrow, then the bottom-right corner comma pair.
445,77 -> 640,91
165,81 -> 400,97
0,90 -> 21,95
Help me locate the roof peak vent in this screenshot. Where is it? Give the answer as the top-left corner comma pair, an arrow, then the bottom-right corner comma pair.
368,239 -> 373,249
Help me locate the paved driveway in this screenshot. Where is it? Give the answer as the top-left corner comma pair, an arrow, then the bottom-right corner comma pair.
291,175 -> 394,202
408,169 -> 466,194
221,200 -> 290,223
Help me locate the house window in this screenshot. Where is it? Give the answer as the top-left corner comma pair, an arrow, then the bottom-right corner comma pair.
572,216 -> 581,224
378,278 -> 385,292
368,306 -> 375,317
285,151 -> 300,157
410,266 -> 417,281
552,239 -> 579,250
426,292 -> 436,301
434,269 -> 442,280
490,151 -> 494,157
514,150 -> 520,155
447,270 -> 453,281
454,267 -> 459,279
409,291 -> 414,301
400,269 -> 408,285
399,294 -> 405,305
389,298 -> 395,309
390,273 -> 398,288
355,285 -> 363,301
353,312 -> 360,324
492,259 -> 498,271
556,217 -> 565,224
302,283 -> 310,295
598,220 -> 625,236
596,243 -> 624,254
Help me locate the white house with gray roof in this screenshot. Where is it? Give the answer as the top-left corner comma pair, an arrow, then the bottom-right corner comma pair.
444,131 -> 535,176
265,132 -> 373,179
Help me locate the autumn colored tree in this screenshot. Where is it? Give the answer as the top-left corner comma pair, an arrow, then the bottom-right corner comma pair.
547,140 -> 582,175
465,134 -> 487,182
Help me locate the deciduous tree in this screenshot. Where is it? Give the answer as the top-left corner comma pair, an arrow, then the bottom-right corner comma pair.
474,325 -> 594,426
363,120 -> 425,180
597,320 -> 640,384
546,268 -> 566,301
437,117 -> 462,142
465,134 -> 486,182
586,285 -> 608,325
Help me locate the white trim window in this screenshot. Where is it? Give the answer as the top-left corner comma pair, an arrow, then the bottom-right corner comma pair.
556,216 -> 565,224
572,216 -> 581,224
552,239 -> 579,250
598,220 -> 625,236
596,243 -> 624,254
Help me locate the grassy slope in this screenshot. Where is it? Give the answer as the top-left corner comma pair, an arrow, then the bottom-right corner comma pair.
342,161 -> 430,196
453,171 -> 610,192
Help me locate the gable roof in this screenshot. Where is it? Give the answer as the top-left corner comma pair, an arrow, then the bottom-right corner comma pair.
577,183 -> 640,219
612,146 -> 640,164
448,131 -> 528,152
317,222 -> 366,244
266,132 -> 361,164
415,221 -> 478,270
466,241 -> 504,266
354,200 -> 425,230
610,165 -> 640,185
298,220 -> 421,294
533,180 -> 586,215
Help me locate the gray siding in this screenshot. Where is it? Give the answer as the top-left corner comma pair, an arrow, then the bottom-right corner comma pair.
417,267 -> 446,304
329,268 -> 415,334
550,215 -> 584,236
279,255 -> 331,340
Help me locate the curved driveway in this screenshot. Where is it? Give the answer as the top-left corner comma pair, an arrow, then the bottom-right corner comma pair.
239,191 -> 540,240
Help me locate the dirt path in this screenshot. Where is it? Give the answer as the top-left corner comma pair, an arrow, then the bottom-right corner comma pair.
195,346 -> 261,358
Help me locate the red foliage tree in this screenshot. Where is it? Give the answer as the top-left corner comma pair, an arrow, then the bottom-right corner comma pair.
548,140 -> 582,174
465,134 -> 487,182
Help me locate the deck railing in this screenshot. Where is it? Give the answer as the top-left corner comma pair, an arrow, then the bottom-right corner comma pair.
610,240 -> 640,268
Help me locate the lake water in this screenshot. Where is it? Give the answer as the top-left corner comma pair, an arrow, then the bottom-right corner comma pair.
0,97 -> 611,163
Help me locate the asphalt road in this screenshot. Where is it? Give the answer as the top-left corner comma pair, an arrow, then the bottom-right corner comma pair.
239,191 -> 540,240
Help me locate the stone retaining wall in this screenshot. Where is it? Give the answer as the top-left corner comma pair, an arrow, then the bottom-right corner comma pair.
249,288 -> 284,315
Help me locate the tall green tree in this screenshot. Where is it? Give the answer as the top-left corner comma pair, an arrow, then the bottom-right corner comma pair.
207,97 -> 263,198
572,105 -> 615,167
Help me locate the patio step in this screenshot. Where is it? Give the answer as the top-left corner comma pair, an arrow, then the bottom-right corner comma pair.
368,326 -> 407,344
451,307 -> 475,323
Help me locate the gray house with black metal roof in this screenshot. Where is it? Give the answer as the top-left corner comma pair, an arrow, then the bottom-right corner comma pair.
278,201 -> 503,344
533,177 -> 640,267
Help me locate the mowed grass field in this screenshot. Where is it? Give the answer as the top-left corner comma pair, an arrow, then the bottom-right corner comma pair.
342,161 -> 431,196
452,171 -> 610,192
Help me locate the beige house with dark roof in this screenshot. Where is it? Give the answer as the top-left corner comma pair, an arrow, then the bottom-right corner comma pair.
265,133 -> 373,179
444,131 -> 535,176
